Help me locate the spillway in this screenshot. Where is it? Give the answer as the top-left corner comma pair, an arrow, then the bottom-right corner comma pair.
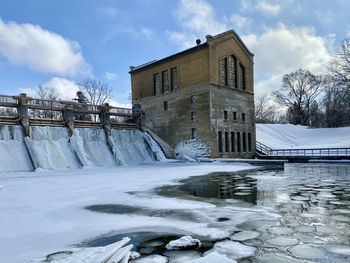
0,125 -> 166,172
0,125 -> 32,172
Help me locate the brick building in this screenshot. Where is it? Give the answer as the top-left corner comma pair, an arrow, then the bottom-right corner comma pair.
129,30 -> 255,158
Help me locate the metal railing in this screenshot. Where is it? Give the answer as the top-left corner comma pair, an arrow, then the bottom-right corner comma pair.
256,141 -> 350,158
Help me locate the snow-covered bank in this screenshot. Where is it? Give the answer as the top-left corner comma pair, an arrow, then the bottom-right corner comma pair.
257,124 -> 350,149
0,162 -> 266,263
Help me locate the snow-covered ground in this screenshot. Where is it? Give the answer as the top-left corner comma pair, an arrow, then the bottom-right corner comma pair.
256,124 -> 350,149
0,162 -> 267,263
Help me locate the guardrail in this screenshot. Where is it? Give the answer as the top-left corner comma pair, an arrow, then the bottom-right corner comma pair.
256,141 -> 350,158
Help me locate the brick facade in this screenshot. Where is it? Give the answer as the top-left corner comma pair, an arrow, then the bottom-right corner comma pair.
129,30 -> 255,158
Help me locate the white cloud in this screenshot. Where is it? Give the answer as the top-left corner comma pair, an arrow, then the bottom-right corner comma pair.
256,0 -> 281,16
104,71 -> 119,81
243,24 -> 332,95
230,14 -> 251,30
0,18 -> 89,76
168,0 -> 228,49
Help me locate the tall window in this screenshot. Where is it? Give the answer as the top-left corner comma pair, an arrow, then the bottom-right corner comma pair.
192,128 -> 197,139
233,112 -> 237,121
248,133 -> 252,152
225,132 -> 229,152
154,73 -> 160,95
171,67 -> 178,91
162,70 -> 169,94
243,132 -> 247,152
163,101 -> 168,111
237,132 -> 241,152
224,111 -> 228,120
218,131 -> 223,153
239,64 -> 246,90
220,57 -> 228,86
242,113 -> 246,122
229,55 -> 237,89
231,132 -> 235,152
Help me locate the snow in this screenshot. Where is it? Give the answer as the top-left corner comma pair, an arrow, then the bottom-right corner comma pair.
0,162 -> 257,263
256,124 -> 350,149
175,138 -> 211,159
204,240 -> 256,260
188,252 -> 237,263
230,230 -> 260,241
0,125 -> 33,172
165,235 -> 201,250
131,255 -> 168,263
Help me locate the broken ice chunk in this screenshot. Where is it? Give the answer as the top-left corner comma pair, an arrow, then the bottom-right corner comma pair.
165,236 -> 201,250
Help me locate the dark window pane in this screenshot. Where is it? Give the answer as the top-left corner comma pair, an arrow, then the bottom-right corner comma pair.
239,64 -> 246,90
230,55 -> 237,89
154,73 -> 160,95
242,113 -> 246,121
225,132 -> 229,152
231,132 -> 235,152
162,70 -> 169,94
248,133 -> 252,152
192,128 -> 197,139
237,132 -> 241,152
233,112 -> 237,121
224,111 -> 228,120
220,57 -> 228,86
163,101 -> 168,111
218,131 -> 223,153
171,67 -> 178,91
191,111 -> 196,121
243,132 -> 247,152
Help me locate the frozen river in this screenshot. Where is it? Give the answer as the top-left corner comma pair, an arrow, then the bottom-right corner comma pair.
1,162 -> 350,262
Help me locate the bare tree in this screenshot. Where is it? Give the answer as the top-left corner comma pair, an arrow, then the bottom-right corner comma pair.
274,69 -> 324,125
78,79 -> 113,105
30,85 -> 60,119
255,95 -> 278,123
325,39 -> 350,127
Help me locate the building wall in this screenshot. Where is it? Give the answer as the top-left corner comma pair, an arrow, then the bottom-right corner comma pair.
139,85 -> 213,157
209,86 -> 255,158
131,47 -> 210,100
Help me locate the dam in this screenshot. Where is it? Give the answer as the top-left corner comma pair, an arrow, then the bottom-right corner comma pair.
0,93 -> 166,172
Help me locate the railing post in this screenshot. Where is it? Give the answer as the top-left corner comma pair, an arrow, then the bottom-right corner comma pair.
63,103 -> 75,137
16,93 -> 31,137
100,103 -> 111,136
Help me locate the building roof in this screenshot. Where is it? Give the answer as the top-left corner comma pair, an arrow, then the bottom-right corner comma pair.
129,29 -> 253,74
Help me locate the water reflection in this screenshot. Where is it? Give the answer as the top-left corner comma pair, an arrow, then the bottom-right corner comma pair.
180,163 -> 350,262
179,172 -> 258,204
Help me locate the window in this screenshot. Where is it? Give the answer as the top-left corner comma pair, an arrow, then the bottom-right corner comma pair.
191,95 -> 196,109
237,132 -> 241,152
239,64 -> 246,90
220,57 -> 228,86
191,111 -> 196,121
163,101 -> 168,111
225,132 -> 229,152
243,132 -> 247,152
171,67 -> 178,91
248,133 -> 252,152
231,132 -> 235,152
162,70 -> 169,94
192,128 -> 197,139
233,112 -> 237,121
242,113 -> 246,122
153,73 -> 160,95
224,111 -> 228,120
229,55 -> 237,89
218,131 -> 223,153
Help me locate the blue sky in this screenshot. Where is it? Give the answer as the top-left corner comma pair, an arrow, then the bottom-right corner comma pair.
0,0 -> 349,107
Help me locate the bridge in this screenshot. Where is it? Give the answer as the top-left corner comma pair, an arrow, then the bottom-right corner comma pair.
0,93 -> 140,136
256,141 -> 350,161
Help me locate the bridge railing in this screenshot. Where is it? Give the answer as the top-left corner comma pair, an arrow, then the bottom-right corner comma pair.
256,140 -> 350,158
270,147 -> 350,157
